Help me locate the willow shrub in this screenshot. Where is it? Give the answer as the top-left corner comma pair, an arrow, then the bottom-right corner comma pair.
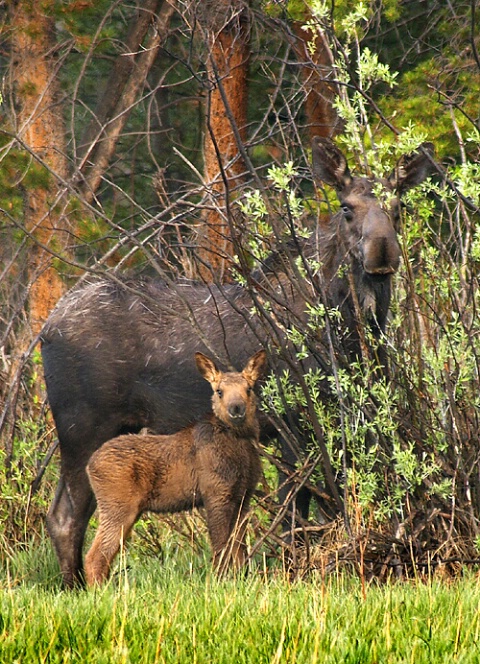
234,119 -> 480,568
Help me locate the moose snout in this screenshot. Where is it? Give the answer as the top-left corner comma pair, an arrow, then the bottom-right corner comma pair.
227,401 -> 247,422
362,211 -> 401,275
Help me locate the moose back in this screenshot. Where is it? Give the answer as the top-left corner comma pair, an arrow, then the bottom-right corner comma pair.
40,138 -> 434,586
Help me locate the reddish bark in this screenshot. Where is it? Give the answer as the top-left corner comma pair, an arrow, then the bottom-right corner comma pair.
10,0 -> 69,335
198,2 -> 250,282
292,22 -> 341,140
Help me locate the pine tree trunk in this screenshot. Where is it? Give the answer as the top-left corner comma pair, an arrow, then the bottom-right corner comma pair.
292,22 -> 341,140
197,1 -> 250,282
10,0 -> 69,336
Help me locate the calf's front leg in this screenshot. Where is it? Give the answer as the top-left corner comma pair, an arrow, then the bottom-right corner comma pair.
204,496 -> 250,574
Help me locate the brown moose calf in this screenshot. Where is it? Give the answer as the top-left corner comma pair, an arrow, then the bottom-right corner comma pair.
85,350 -> 266,585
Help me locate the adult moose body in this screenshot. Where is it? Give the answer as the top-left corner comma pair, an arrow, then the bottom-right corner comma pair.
41,138 -> 434,587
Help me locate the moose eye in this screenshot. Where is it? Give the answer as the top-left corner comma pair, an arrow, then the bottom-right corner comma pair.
246,386 -> 252,396
341,205 -> 353,220
216,389 -> 223,398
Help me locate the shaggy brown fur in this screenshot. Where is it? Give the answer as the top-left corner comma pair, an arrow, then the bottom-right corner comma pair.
85,350 -> 266,585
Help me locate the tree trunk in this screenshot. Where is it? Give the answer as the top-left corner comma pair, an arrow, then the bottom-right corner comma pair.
292,22 -> 341,140
197,1 -> 250,282
10,0 -> 69,336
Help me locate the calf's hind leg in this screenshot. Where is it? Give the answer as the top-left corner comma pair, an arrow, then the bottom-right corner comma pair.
85,504 -> 139,586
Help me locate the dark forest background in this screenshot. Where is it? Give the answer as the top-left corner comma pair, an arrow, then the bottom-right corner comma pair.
1,0 -> 480,576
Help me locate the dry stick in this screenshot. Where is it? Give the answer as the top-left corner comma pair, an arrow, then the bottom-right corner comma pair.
247,40 -> 291,148
30,437 -> 59,495
0,333 -> 42,463
207,42 -> 266,194
77,0 -> 176,203
69,0 -> 125,155
470,0 -> 480,72
76,0 -> 159,156
2,131 -> 213,291
247,449 -> 326,563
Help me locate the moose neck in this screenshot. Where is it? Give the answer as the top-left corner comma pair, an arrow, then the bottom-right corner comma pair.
350,259 -> 392,337
318,218 -> 394,349
210,413 -> 260,442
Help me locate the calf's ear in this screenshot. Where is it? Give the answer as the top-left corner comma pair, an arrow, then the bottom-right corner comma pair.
195,352 -> 220,384
242,350 -> 267,384
389,142 -> 435,194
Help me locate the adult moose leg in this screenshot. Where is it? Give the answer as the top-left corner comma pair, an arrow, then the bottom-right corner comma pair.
46,414 -> 125,587
47,468 -> 96,588
277,426 -> 313,538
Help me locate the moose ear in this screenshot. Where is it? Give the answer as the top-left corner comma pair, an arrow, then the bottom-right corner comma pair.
312,137 -> 352,192
242,350 -> 267,385
195,352 -> 220,384
389,142 -> 435,195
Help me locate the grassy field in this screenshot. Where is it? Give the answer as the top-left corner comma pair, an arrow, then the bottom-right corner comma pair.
1,533 -> 480,663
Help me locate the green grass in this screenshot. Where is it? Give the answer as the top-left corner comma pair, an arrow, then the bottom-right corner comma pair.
2,535 -> 480,663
